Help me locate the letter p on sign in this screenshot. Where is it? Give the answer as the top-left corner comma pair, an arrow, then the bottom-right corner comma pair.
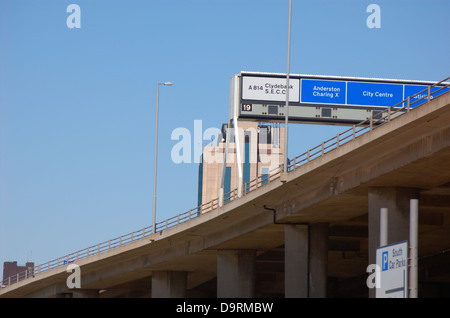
382,251 -> 388,271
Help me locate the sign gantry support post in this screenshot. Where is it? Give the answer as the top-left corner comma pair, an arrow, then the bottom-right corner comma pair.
219,75 -> 243,207
218,117 -> 232,208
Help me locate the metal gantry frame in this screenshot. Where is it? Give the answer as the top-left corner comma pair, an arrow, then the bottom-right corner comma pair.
219,75 -> 243,206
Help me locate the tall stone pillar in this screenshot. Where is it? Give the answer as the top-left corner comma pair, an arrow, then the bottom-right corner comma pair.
152,271 -> 187,298
309,223 -> 328,298
217,249 -> 256,298
284,224 -> 309,298
368,187 -> 419,297
284,223 -> 329,298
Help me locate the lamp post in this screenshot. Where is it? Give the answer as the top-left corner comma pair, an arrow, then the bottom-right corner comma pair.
153,82 -> 173,233
283,0 -> 292,177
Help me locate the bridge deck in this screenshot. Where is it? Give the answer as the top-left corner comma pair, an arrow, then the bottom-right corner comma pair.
2,91 -> 450,298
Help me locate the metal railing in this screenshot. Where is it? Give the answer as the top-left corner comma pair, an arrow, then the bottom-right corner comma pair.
1,76 -> 449,290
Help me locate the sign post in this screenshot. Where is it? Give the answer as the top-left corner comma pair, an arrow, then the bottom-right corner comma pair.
376,241 -> 408,298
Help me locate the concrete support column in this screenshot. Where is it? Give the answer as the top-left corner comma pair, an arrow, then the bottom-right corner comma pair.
285,224 -> 309,298
309,223 -> 328,298
368,187 -> 419,297
152,271 -> 187,298
217,249 -> 256,298
71,289 -> 99,298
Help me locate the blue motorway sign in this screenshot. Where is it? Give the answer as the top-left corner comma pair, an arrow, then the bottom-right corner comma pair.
404,84 -> 449,107
300,78 -> 449,108
347,81 -> 403,107
300,79 -> 346,105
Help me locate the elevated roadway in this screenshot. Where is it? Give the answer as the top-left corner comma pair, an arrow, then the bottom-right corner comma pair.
1,88 -> 450,298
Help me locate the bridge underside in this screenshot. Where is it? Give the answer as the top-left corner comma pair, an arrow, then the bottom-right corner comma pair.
93,184 -> 450,298
66,93 -> 450,298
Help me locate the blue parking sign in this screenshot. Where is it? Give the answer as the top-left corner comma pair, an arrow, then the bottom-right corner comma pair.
376,241 -> 408,298
382,251 -> 388,271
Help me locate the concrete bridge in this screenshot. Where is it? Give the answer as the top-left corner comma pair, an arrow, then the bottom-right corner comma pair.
1,82 -> 450,298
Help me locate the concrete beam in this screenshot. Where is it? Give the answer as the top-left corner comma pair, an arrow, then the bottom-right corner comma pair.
71,289 -> 99,298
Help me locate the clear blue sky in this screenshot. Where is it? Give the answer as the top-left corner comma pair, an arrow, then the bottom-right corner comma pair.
1,0 -> 449,276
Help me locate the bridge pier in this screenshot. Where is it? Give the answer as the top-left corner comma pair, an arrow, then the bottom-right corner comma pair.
309,223 -> 328,298
217,249 -> 256,298
151,271 -> 187,298
284,223 -> 328,298
285,224 -> 309,298
368,187 -> 419,297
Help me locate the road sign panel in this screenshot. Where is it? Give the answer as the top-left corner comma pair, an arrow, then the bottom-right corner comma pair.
404,84 -> 450,108
346,81 -> 404,107
376,241 -> 408,298
241,75 -> 300,103
234,72 -> 449,125
300,79 -> 346,105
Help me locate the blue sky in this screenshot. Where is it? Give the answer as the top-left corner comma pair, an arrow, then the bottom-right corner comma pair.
1,0 -> 449,277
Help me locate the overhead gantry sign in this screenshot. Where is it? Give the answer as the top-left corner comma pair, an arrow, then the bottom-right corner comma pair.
234,71 -> 449,125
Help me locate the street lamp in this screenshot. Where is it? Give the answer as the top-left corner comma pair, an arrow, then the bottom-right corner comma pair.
283,0 -> 292,178
280,0 -> 292,182
153,82 -> 173,233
